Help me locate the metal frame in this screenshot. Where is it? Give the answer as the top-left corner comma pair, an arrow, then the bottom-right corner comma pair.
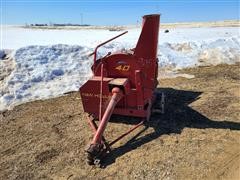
87,115 -> 145,151
80,14 -> 160,166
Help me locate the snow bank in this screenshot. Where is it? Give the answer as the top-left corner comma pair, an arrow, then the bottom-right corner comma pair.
0,45 -> 93,110
0,27 -> 239,111
159,37 -> 240,68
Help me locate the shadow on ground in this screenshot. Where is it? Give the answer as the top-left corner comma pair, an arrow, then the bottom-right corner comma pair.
102,88 -> 240,167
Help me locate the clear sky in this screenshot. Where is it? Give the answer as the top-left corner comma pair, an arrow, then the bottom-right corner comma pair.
1,0 -> 239,25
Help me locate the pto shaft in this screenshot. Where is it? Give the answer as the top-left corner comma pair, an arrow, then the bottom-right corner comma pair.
92,87 -> 123,144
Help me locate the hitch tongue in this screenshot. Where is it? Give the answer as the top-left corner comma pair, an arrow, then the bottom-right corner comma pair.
86,87 -> 123,164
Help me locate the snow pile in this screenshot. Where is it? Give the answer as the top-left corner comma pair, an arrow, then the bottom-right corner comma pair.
0,27 -> 240,111
159,37 -> 240,68
0,45 -> 93,110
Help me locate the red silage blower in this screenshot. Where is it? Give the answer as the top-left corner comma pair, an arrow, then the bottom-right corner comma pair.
80,14 -> 160,165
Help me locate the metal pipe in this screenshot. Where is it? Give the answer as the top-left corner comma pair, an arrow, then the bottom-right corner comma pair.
92,87 -> 123,144
109,120 -> 145,146
93,31 -> 128,73
87,116 -> 111,151
87,117 -> 97,133
99,63 -> 104,121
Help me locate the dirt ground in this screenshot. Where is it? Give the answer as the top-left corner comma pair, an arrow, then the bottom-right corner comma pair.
0,64 -> 240,180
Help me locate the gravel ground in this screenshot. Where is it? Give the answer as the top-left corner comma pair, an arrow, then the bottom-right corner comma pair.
0,63 -> 239,180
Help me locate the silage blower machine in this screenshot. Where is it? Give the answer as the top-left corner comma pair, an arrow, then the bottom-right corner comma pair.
80,14 -> 160,165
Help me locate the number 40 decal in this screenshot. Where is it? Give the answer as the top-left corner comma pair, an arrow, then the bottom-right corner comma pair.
115,65 -> 130,71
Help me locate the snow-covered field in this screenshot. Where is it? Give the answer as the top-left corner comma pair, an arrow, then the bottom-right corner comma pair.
0,26 -> 239,111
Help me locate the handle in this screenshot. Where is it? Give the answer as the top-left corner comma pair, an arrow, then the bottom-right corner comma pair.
93,31 -> 128,73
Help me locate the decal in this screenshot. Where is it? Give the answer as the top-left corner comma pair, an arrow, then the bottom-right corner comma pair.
82,93 -> 111,99
115,65 -> 130,71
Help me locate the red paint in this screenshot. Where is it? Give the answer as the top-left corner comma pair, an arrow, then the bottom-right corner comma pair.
79,14 -> 160,158
92,87 -> 123,144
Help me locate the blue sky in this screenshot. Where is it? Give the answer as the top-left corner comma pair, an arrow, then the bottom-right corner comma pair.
1,0 -> 239,25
